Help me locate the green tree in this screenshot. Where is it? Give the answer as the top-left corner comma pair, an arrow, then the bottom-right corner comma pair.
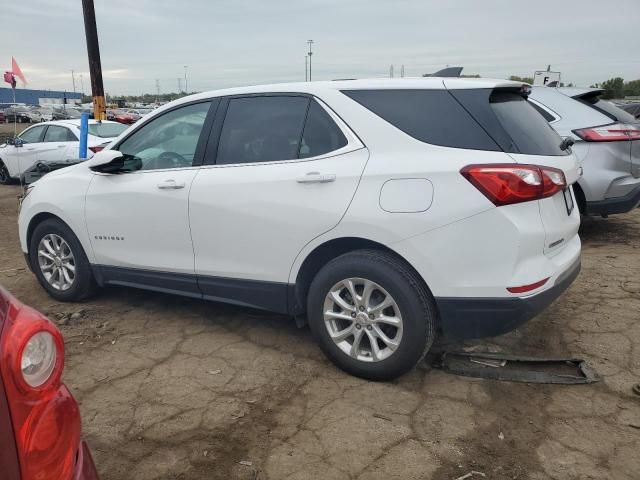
599,77 -> 624,99
624,79 -> 640,97
509,75 -> 534,84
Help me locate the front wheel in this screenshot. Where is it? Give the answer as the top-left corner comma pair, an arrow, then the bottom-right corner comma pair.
307,249 -> 436,380
29,218 -> 96,302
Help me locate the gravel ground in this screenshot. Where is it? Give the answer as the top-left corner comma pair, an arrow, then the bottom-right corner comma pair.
1,182 -> 639,480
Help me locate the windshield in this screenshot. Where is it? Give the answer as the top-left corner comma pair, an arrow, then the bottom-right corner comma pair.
88,122 -> 128,138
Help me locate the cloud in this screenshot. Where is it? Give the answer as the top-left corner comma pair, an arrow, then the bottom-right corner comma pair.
3,0 -> 638,95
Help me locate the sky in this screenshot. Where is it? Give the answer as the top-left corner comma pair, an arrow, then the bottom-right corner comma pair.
2,0 -> 639,96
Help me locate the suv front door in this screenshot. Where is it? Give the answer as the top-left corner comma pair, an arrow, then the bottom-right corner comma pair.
85,100 -> 215,294
189,95 -> 368,312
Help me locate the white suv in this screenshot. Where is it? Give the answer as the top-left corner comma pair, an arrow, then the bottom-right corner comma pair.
18,78 -> 582,380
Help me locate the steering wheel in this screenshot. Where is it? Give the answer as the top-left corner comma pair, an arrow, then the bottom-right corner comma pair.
149,151 -> 188,170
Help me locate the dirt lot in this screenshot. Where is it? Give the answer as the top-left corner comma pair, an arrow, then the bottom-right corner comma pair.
1,182 -> 639,480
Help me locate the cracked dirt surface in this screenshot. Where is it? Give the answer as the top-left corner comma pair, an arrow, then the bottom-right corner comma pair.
1,183 -> 639,479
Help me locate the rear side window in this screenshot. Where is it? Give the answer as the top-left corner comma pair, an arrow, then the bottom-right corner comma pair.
577,95 -> 636,123
299,101 -> 347,158
342,89 -> 499,151
44,126 -> 77,142
217,96 -> 309,165
530,102 -> 556,122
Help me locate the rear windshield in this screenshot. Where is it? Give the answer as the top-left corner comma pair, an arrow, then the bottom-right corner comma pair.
88,122 -> 128,138
488,92 -> 568,156
577,94 -> 636,123
341,89 -> 500,151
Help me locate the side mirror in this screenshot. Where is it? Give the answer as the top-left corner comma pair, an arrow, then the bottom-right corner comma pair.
87,150 -> 124,170
13,138 -> 23,148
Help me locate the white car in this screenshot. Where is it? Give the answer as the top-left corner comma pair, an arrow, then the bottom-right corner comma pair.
0,120 -> 128,184
18,78 -> 581,379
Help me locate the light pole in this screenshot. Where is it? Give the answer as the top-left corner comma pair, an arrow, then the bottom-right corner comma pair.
307,40 -> 314,81
305,55 -> 308,82
184,65 -> 188,93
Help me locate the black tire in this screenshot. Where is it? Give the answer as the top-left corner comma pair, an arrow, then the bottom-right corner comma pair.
0,160 -> 11,185
29,218 -> 96,302
307,249 -> 436,381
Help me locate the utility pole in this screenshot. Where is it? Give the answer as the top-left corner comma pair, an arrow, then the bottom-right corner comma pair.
81,0 -> 106,120
155,79 -> 160,100
389,65 -> 394,78
80,73 -> 85,96
177,78 -> 182,93
307,40 -> 314,81
71,70 -> 76,93
184,65 -> 188,93
305,55 -> 308,82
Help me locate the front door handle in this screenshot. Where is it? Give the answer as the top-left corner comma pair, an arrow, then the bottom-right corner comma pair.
157,179 -> 185,190
296,172 -> 336,184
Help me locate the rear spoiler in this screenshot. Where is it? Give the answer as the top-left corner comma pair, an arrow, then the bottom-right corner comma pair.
427,66 -> 463,78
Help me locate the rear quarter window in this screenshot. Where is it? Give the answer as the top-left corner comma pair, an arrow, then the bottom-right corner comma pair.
341,89 -> 500,151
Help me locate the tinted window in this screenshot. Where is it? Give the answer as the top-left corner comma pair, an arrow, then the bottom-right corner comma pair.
88,122 -> 127,138
489,92 -> 567,156
18,125 -> 46,143
44,126 -> 77,142
530,102 -> 556,122
342,89 -> 499,151
117,101 -> 210,171
217,96 -> 309,164
578,95 -> 636,123
299,101 -> 348,159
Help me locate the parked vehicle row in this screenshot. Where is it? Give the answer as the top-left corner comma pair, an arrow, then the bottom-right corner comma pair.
0,120 -> 128,184
529,87 -> 640,216
18,77 -> 583,380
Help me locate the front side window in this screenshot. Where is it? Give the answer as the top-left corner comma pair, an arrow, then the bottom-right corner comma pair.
117,101 -> 211,171
44,126 -> 77,142
18,125 -> 46,143
216,96 -> 309,165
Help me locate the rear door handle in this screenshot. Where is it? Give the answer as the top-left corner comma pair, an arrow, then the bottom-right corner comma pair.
296,172 -> 336,184
157,179 -> 185,190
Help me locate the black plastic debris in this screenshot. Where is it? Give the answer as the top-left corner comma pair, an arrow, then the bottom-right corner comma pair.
436,351 -> 599,384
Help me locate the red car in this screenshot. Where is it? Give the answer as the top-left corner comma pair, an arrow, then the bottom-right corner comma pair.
0,287 -> 98,480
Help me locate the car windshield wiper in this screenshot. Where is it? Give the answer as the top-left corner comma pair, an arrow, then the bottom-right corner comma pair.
559,137 -> 574,151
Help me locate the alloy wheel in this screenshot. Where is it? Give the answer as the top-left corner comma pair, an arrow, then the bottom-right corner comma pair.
323,277 -> 403,362
37,234 -> 76,291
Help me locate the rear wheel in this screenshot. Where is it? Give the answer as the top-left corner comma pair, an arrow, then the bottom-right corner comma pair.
307,249 -> 436,380
0,160 -> 11,185
29,218 -> 96,302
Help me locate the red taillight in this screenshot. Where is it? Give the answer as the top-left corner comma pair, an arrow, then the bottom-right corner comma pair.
507,277 -> 550,293
89,146 -> 104,153
461,164 -> 567,206
573,122 -> 640,142
0,291 -> 80,480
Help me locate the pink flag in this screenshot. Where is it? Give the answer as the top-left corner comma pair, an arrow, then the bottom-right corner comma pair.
3,71 -> 16,88
11,57 -> 26,86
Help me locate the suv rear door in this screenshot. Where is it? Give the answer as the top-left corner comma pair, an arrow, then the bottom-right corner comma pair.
188,94 -> 367,312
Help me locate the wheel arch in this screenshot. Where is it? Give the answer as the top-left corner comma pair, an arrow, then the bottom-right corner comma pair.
26,212 -> 73,255
291,236 -> 437,318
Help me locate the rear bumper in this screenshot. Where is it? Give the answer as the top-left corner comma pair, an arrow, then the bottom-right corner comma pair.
436,257 -> 581,340
586,184 -> 640,216
74,441 -> 99,480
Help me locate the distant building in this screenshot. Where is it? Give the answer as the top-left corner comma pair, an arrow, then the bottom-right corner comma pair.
0,88 -> 82,107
